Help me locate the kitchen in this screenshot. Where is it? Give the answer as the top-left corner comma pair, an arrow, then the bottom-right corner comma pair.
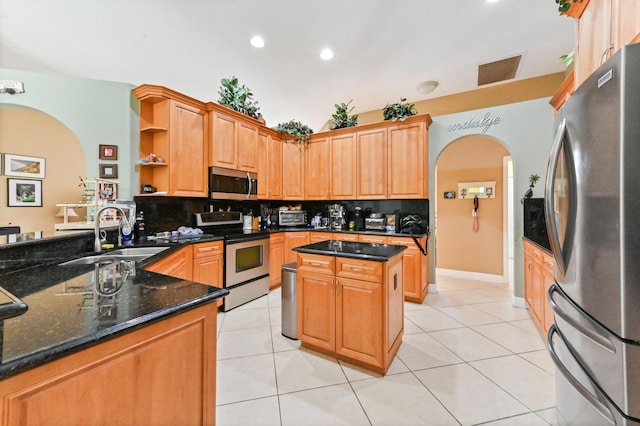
1,0 -> 639,424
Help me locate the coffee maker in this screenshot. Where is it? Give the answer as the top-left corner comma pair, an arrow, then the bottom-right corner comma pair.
328,204 -> 347,230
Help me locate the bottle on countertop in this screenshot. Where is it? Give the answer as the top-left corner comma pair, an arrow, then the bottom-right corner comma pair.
134,211 -> 146,241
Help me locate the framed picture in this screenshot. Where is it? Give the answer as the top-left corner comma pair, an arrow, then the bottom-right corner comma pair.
99,164 -> 119,179
7,178 -> 42,207
99,144 -> 118,160
4,154 -> 46,179
444,191 -> 456,199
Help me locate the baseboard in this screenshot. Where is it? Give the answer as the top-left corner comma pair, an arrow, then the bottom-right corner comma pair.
512,296 -> 527,309
428,283 -> 437,293
436,268 -> 507,283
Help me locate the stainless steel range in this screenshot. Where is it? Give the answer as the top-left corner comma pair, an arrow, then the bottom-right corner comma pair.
195,211 -> 269,311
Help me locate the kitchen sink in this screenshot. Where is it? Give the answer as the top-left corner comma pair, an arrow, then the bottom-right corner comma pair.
59,246 -> 169,266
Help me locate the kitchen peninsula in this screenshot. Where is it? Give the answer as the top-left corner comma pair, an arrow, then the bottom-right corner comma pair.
294,240 -> 405,374
0,231 -> 227,425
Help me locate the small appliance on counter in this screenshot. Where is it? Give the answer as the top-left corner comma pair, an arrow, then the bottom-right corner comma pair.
278,210 -> 307,227
365,213 -> 386,231
328,204 -> 347,230
354,207 -> 365,231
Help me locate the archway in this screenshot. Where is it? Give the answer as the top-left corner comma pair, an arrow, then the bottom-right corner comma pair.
434,135 -> 512,287
0,106 -> 87,232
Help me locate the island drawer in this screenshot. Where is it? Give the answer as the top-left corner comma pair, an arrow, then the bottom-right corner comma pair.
336,257 -> 382,283
193,241 -> 224,259
297,253 -> 335,275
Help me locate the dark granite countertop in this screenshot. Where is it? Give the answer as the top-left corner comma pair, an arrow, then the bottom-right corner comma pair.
0,233 -> 227,380
293,240 -> 406,261
276,227 -> 428,238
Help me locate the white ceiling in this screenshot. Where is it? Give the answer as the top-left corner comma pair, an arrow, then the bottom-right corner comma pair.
0,0 -> 575,131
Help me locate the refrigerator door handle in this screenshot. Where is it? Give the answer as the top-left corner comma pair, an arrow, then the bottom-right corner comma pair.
548,284 -> 616,353
545,118 -> 568,275
548,324 -> 617,424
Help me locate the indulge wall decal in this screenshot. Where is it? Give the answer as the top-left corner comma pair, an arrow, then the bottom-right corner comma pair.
447,112 -> 502,134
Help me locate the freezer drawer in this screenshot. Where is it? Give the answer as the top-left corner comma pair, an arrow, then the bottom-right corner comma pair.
549,284 -> 640,422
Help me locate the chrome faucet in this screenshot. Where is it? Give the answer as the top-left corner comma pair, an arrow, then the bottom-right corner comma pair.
94,206 -> 132,252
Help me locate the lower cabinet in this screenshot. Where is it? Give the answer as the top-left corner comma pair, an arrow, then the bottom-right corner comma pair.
269,233 -> 285,289
524,240 -> 555,333
296,252 -> 404,374
387,236 -> 429,304
283,231 -> 310,264
0,303 -> 218,426
145,242 -> 223,287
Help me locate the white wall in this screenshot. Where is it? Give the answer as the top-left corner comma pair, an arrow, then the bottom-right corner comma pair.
429,98 -> 555,298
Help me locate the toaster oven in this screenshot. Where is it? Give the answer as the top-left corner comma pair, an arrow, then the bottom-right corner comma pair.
278,210 -> 307,227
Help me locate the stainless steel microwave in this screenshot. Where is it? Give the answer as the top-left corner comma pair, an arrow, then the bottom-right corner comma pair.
209,166 -> 257,200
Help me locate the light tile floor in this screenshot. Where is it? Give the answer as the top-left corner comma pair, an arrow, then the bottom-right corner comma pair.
216,274 -> 558,425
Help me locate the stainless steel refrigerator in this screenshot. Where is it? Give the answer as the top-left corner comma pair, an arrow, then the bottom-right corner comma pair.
545,43 -> 640,425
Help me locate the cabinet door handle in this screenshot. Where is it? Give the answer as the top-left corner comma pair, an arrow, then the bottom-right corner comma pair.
334,278 -> 338,296
350,267 -> 363,272
309,262 -> 322,267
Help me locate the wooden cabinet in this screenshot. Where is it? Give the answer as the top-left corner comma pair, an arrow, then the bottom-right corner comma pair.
208,107 -> 259,173
304,137 -> 331,200
388,236 -> 429,303
133,85 -> 208,197
0,303 -> 218,426
310,231 -> 334,243
269,233 -> 285,289
334,233 -> 359,242
357,127 -> 388,199
296,252 -> 403,374
573,0 -> 640,88
282,141 -> 305,200
524,240 -> 555,334
330,132 -> 357,199
145,246 -> 194,280
192,241 -> 224,287
387,121 -> 428,198
284,231 -> 310,264
358,234 -> 388,244
257,131 -> 283,199
145,242 -> 223,288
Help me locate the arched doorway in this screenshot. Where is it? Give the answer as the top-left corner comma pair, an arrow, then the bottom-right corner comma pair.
434,135 -> 513,287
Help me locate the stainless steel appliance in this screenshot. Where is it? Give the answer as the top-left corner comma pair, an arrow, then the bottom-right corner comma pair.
209,166 -> 257,200
195,212 -> 269,311
365,213 -> 386,230
328,204 -> 346,230
545,43 -> 640,425
278,210 -> 307,227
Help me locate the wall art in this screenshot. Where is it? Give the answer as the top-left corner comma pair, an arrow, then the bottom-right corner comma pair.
99,144 -> 118,160
4,154 -> 46,179
7,178 -> 42,207
99,164 -> 118,179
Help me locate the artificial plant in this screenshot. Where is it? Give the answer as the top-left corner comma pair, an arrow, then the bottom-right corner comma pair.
273,120 -> 314,145
382,98 -> 417,122
330,100 -> 359,130
217,76 -> 260,119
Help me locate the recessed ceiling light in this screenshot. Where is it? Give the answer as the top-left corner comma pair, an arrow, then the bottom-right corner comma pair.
250,36 -> 265,48
320,48 -> 334,60
486,0 -> 500,3
416,80 -> 439,94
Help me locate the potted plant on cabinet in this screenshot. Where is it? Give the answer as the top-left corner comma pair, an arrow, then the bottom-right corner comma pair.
523,174 -> 541,200
329,100 -> 359,130
383,98 -> 417,122
273,120 -> 314,145
217,76 -> 260,119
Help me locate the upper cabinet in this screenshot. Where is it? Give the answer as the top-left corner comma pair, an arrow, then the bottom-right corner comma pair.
133,85 -> 208,197
571,0 -> 640,88
304,136 -> 331,200
329,132 -> 357,200
387,121 -> 427,199
282,139 -> 305,200
357,127 -> 388,199
257,130 -> 283,199
208,105 -> 259,173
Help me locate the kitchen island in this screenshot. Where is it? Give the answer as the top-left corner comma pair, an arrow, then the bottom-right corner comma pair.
293,240 -> 406,374
0,231 -> 227,425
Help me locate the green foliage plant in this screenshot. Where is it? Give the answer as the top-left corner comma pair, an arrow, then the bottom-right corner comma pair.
330,100 -> 359,130
383,98 -> 417,122
555,0 -> 581,14
273,120 -> 314,145
218,76 -> 260,119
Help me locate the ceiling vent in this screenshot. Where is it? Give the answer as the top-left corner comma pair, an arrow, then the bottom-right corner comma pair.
477,54 -> 523,86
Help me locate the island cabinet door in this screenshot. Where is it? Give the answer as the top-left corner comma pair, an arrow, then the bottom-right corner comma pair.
297,271 -> 335,350
335,277 -> 383,367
